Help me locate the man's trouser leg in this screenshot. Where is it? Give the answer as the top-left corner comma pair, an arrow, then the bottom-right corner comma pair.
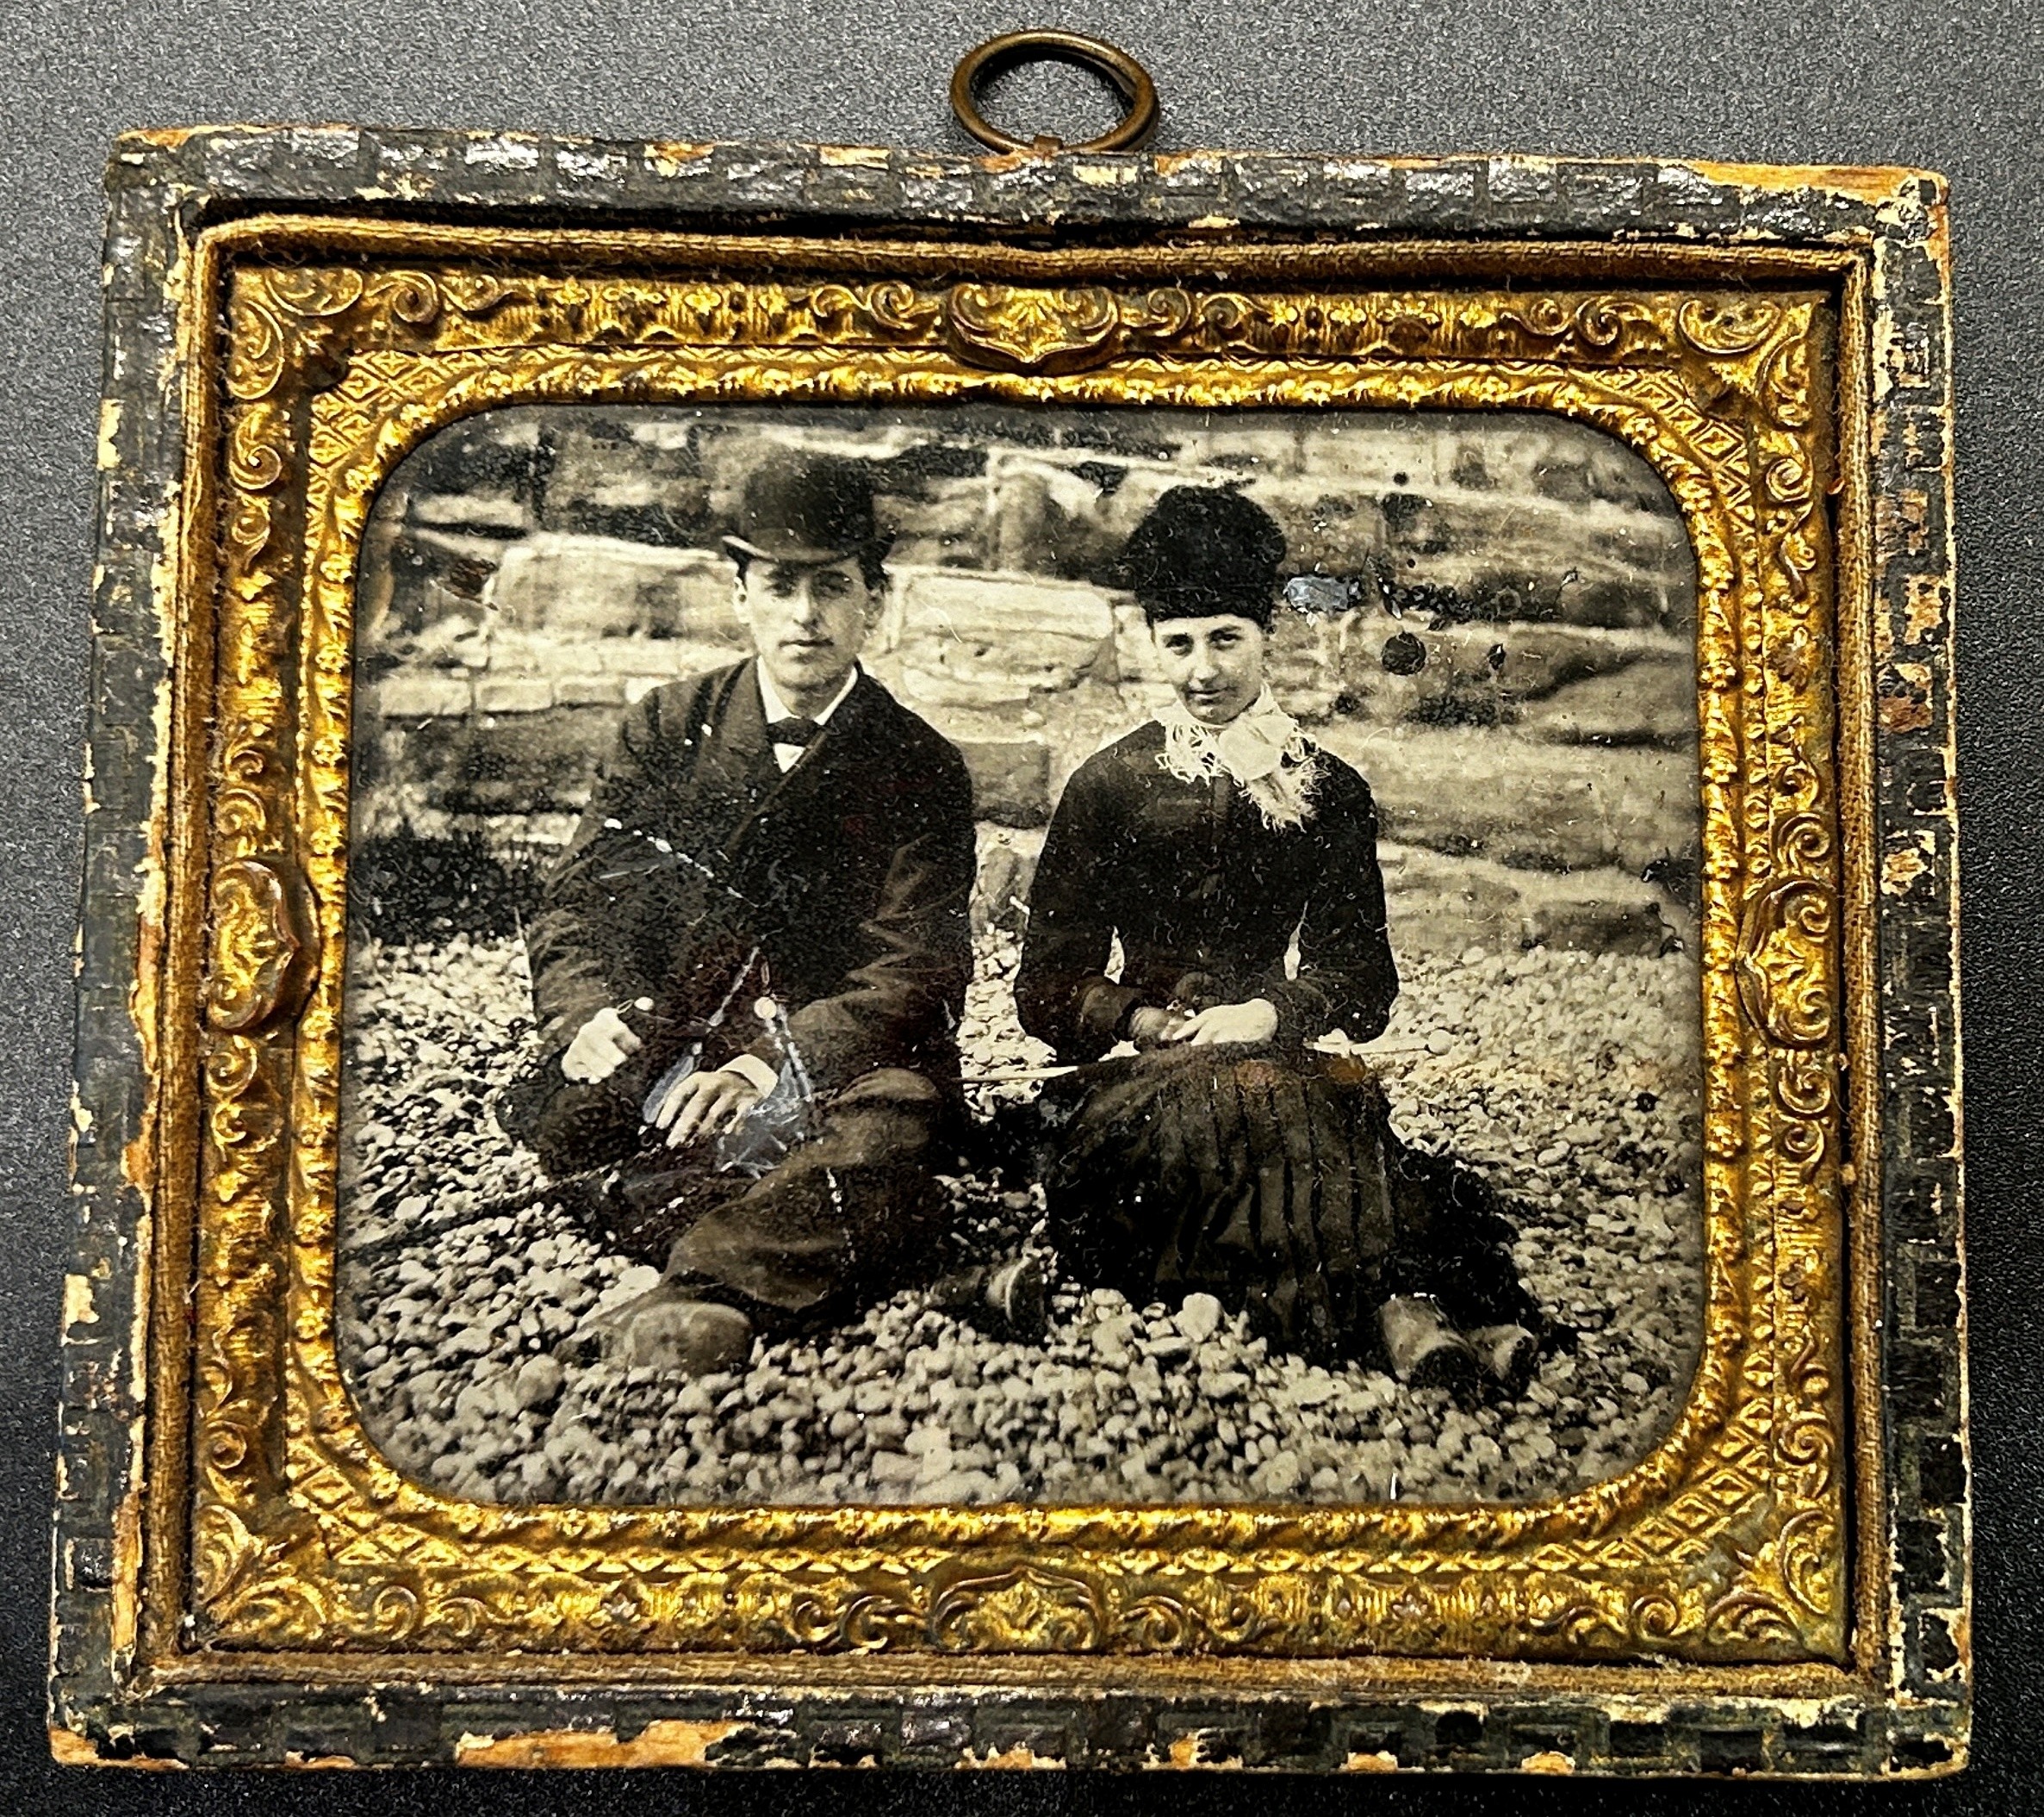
661,1068 -> 956,1328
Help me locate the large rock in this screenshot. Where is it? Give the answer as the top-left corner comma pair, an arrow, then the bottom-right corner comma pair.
538,418 -> 711,542
981,460 -> 1121,576
1108,603 -> 1165,685
1515,662 -> 1698,748
891,568 -> 1115,712
1379,842 -> 1678,957
1270,619 -> 1693,735
1316,724 -> 1699,876
413,492 -> 530,536
483,627 -> 734,692
1371,486 -> 1695,629
954,741 -> 1053,828
377,702 -> 618,813
487,532 -> 743,642
960,821 -> 1679,958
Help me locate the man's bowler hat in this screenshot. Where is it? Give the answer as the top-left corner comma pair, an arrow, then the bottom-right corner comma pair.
1110,486 -> 1288,629
722,447 -> 889,568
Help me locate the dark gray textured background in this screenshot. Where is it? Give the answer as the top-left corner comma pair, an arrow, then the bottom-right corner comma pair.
3,1 -> 2037,1808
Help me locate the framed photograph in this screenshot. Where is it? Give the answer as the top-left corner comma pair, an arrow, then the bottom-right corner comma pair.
53,129 -> 1965,1776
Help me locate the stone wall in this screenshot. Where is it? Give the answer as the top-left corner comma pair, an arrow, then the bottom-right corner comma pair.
351,405 -> 1701,956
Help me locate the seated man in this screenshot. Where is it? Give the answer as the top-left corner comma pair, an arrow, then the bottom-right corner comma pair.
500,450 -> 977,1374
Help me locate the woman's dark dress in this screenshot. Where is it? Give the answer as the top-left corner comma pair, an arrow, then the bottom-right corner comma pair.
1016,722 -> 1543,1367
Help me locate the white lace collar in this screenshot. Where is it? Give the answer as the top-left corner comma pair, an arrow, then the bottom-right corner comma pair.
1153,688 -> 1324,828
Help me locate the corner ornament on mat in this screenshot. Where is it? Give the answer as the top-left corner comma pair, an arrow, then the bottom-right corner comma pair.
944,282 -> 1192,373
204,855 -> 314,1033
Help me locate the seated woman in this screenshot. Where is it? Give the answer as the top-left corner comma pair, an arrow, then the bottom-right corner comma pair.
1016,487 -> 1556,1393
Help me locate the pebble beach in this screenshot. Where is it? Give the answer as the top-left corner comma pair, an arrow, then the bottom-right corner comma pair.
338,929 -> 1705,1508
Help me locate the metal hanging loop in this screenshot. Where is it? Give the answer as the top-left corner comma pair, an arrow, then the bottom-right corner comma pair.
950,31 -> 1159,157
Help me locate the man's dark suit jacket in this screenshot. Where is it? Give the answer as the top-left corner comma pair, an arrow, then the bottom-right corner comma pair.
523,660 -> 976,1112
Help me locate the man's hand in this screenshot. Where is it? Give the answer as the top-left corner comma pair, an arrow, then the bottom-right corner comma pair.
1168,997 -> 1280,1047
650,1066 -> 767,1149
561,1005 -> 643,1083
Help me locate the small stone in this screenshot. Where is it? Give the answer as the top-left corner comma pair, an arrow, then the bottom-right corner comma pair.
451,1380 -> 500,1429
1257,1450 -> 1304,1496
904,1422 -> 949,1460
513,1354 -> 565,1411
1426,1029 -> 1456,1056
1175,1293 -> 1224,1344
918,1468 -> 998,1503
543,1420 -> 597,1467
1286,1372 -> 1336,1408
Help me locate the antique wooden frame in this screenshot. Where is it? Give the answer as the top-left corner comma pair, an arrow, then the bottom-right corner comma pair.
53,132 -> 1964,1776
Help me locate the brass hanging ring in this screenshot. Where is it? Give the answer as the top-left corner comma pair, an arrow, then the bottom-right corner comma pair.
949,31 -> 1159,157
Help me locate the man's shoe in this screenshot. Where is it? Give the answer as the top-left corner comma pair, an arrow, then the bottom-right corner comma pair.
985,1256 -> 1049,1342
928,1256 -> 1049,1343
593,1284 -> 755,1375
1379,1295 -> 1480,1394
1467,1323 -> 1540,1395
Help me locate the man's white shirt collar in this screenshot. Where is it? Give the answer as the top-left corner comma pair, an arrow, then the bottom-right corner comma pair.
756,662 -> 858,771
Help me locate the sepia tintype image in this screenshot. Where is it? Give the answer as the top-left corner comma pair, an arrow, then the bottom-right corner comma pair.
336,401 -> 1705,1510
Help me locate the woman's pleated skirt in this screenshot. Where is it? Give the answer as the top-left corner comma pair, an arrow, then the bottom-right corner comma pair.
1038,1044 -> 1542,1366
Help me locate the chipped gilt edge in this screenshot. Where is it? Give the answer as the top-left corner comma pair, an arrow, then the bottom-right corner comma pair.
51,140 -> 1963,1776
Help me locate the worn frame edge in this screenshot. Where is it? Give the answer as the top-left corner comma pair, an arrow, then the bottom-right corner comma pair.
49,130 -> 1965,1777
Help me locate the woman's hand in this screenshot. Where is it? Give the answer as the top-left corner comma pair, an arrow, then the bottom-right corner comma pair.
650,1066 -> 767,1148
1128,1006 -> 1190,1049
1168,997 -> 1279,1046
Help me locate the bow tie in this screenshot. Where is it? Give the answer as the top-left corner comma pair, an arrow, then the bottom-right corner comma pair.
765,716 -> 824,748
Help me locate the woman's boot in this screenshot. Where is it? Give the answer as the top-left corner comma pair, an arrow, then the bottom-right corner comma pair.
1378,1295 -> 1479,1392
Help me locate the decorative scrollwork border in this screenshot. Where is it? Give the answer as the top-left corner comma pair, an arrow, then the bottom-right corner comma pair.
181,226 -> 1847,1664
